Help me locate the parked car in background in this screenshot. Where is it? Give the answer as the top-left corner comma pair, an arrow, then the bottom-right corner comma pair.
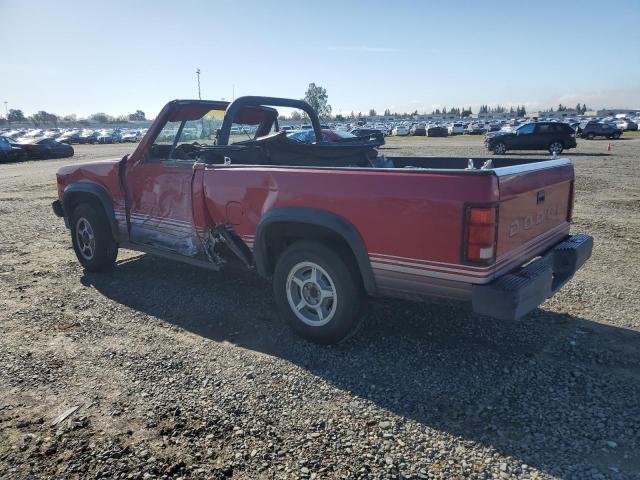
448,123 -> 465,135
79,130 -> 100,144
467,122 -> 486,135
580,122 -> 623,140
57,132 -> 81,144
11,137 -> 74,159
97,130 -> 122,144
615,118 -> 638,131
485,121 -> 576,155
392,125 -> 409,136
350,128 -> 386,146
0,136 -> 28,163
410,124 -> 427,136
427,125 -> 448,137
121,131 -> 142,143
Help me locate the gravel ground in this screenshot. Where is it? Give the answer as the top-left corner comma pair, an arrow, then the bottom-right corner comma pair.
1,136 -> 639,479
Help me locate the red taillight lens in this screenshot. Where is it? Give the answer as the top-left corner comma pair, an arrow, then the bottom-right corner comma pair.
465,206 -> 497,264
567,180 -> 575,222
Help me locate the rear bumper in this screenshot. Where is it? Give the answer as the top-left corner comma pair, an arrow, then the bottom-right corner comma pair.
471,234 -> 593,320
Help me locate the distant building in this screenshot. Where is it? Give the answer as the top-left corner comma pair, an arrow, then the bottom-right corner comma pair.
528,109 -> 580,119
471,112 -> 514,121
596,109 -> 639,117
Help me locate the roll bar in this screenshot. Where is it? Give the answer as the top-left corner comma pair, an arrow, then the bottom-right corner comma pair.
218,96 -> 322,146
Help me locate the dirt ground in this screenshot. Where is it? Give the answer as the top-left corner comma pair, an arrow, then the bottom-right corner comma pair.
1,135 -> 639,479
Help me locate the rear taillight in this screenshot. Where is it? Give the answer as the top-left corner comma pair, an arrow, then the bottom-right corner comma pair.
567,180 -> 575,222
464,206 -> 498,264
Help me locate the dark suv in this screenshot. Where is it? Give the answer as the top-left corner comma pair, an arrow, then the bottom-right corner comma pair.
580,121 -> 623,140
485,121 -> 577,155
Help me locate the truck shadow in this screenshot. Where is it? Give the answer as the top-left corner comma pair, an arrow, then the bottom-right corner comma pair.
82,254 -> 640,477
499,152 -> 611,157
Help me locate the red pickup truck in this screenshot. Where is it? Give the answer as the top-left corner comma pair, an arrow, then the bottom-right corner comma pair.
52,96 -> 593,343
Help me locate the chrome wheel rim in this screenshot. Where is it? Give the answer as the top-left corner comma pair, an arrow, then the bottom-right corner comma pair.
286,261 -> 337,327
550,142 -> 562,154
75,217 -> 96,260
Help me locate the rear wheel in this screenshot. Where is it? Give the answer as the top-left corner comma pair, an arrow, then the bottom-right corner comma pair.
612,132 -> 620,139
70,203 -> 118,271
492,142 -> 507,155
586,132 -> 596,140
273,240 -> 364,344
548,141 -> 564,155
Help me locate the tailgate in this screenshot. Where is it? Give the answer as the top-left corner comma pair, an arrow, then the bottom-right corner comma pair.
495,159 -> 574,265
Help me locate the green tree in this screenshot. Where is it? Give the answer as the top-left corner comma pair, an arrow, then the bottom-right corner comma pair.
30,111 -> 58,127
128,110 -> 146,121
7,109 -> 25,122
303,83 -> 332,120
90,112 -> 111,123
383,108 -> 391,116
368,108 -> 377,117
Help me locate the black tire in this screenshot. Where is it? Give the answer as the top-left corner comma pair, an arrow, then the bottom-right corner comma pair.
492,141 -> 507,155
586,132 -> 596,140
612,132 -> 620,139
273,240 -> 364,344
70,203 -> 118,272
548,141 -> 564,155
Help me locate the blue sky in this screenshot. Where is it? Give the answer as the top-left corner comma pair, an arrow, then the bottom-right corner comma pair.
1,0 -> 638,118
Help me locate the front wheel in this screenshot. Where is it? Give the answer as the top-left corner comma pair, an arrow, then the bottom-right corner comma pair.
586,132 -> 596,140
548,141 -> 564,155
612,132 -> 620,139
273,240 -> 364,344
70,203 -> 118,271
492,142 -> 507,154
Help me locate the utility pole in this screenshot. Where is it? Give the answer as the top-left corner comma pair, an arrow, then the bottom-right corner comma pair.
196,68 -> 202,100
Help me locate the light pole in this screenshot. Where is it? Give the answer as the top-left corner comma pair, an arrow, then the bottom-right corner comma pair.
196,68 -> 201,100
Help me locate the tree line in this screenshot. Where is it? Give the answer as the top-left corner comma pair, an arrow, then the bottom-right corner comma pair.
1,83 -> 594,127
1,109 -> 147,127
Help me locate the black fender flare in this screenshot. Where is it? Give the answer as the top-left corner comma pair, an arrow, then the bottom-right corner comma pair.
62,182 -> 119,241
254,207 -> 376,295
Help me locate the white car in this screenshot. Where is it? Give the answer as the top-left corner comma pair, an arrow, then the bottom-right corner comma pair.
615,119 -> 638,131
448,123 -> 465,135
392,125 -> 409,136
